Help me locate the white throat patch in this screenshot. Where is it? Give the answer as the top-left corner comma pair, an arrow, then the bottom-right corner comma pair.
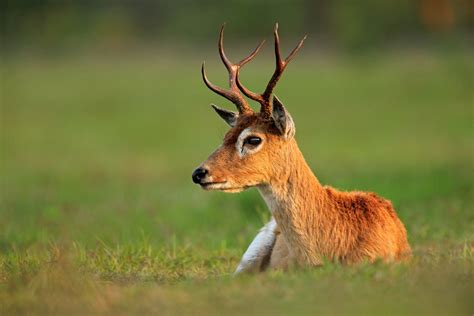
257,185 -> 278,214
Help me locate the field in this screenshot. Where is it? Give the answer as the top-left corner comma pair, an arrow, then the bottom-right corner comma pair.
1,49 -> 473,315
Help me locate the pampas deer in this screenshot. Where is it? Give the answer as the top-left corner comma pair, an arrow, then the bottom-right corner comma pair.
192,24 -> 411,274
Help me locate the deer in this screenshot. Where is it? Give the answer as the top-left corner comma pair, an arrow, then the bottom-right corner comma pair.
192,24 -> 411,274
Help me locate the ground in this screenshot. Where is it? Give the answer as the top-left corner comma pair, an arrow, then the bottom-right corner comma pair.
1,49 -> 473,315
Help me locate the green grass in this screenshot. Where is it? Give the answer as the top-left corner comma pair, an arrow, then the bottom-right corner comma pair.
1,50 -> 473,315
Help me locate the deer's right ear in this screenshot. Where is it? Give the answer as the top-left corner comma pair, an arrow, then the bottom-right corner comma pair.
211,104 -> 238,127
272,96 -> 295,139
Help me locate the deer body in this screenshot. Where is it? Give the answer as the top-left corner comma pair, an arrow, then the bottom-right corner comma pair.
193,24 -> 411,274
258,142 -> 410,269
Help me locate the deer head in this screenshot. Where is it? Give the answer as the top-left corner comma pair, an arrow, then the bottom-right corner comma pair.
192,24 -> 307,193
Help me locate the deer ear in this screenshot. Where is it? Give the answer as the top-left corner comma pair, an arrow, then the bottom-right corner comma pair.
272,96 -> 295,139
211,104 -> 238,127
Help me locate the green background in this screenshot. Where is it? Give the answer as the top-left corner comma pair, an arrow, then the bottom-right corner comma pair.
1,1 -> 473,314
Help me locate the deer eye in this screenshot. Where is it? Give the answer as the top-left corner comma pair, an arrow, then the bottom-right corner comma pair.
244,136 -> 262,146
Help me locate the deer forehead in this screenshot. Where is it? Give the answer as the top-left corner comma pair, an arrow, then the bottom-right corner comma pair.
222,115 -> 260,144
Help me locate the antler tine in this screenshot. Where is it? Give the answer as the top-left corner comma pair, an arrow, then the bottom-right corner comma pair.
218,24 -> 233,72
202,63 -> 241,106
202,24 -> 265,114
284,33 -> 307,65
236,23 -> 307,117
235,69 -> 265,104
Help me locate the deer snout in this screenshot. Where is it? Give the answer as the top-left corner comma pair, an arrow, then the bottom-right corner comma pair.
192,167 -> 209,184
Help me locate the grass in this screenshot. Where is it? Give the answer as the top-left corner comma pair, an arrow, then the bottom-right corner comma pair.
1,49 -> 473,315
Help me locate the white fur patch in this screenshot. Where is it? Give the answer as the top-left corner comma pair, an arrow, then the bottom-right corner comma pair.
235,127 -> 264,158
234,218 -> 277,274
257,185 -> 278,214
201,182 -> 245,193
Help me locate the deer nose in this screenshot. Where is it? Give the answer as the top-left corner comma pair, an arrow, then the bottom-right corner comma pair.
192,167 -> 208,184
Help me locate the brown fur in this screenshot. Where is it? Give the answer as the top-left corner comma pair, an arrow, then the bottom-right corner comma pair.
199,112 -> 411,269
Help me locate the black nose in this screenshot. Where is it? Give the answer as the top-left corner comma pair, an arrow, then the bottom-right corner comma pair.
192,167 -> 208,184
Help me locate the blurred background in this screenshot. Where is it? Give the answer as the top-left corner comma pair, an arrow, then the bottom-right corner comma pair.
1,1 -> 473,314
1,0 -> 473,53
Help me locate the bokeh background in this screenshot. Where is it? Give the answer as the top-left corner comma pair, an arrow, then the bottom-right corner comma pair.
1,1 -> 473,315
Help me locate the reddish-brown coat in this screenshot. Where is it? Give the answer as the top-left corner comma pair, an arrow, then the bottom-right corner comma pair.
201,113 -> 411,269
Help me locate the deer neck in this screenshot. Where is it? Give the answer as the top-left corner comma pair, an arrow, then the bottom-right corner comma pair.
257,140 -> 331,265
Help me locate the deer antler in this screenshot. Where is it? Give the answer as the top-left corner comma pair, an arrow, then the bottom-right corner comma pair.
236,23 -> 307,117
202,24 -> 265,114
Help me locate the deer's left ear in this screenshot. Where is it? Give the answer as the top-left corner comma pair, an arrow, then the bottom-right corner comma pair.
211,104 -> 238,127
272,96 -> 295,139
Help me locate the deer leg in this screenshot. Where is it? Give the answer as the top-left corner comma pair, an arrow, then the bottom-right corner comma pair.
268,231 -> 293,270
234,218 -> 277,275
